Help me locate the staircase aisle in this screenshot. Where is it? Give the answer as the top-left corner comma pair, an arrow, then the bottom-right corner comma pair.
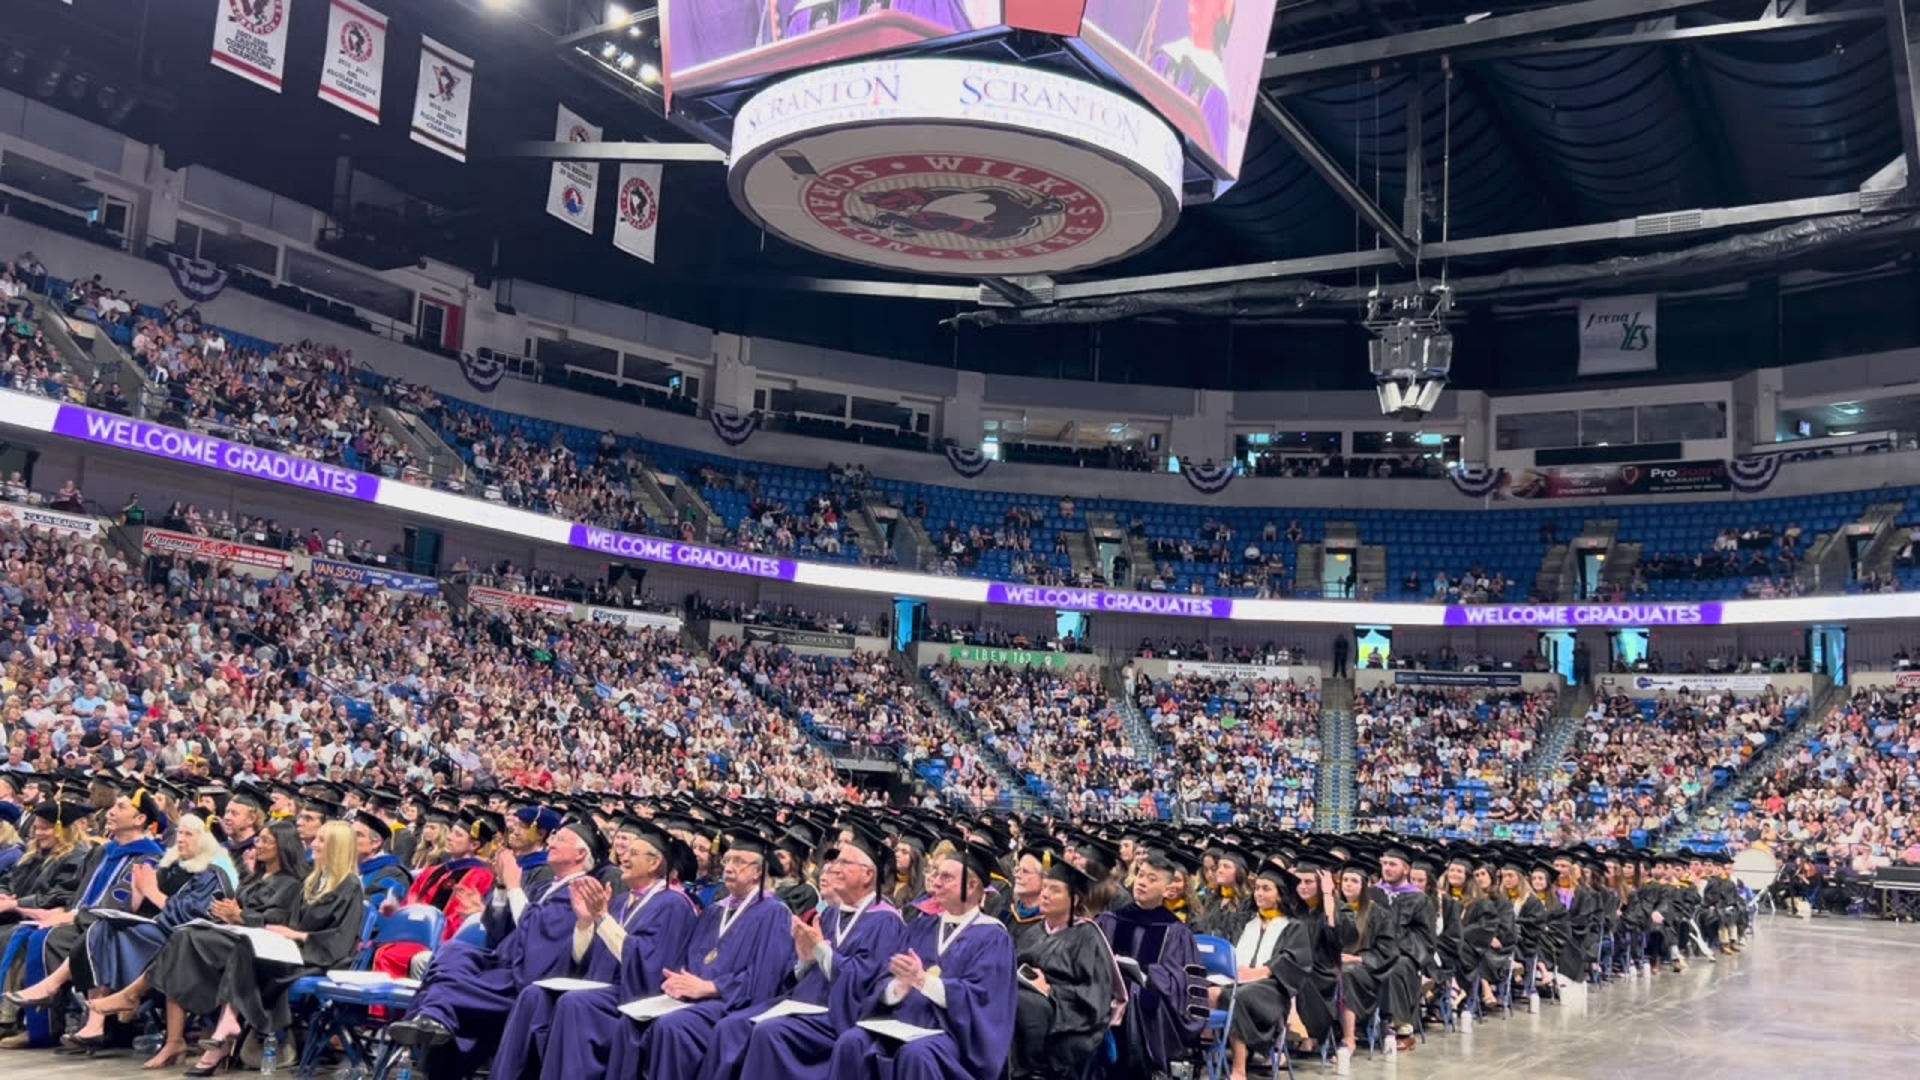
899,655 -> 1044,815
1316,676 -> 1357,832
1657,676 -> 1840,851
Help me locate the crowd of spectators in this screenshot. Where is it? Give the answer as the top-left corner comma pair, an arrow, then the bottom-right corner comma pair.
1247,453 -> 1445,480
1550,686 -> 1806,842
1353,685 -> 1555,836
1131,670 -> 1321,828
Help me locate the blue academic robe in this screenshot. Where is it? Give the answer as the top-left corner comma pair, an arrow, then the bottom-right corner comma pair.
410,872 -> 588,1076
608,889 -> 793,1080
703,896 -> 905,1080
1096,905 -> 1206,1076
359,853 -> 411,905
0,844 -> 22,879
492,882 -> 696,1080
827,908 -> 1016,1080
537,885 -> 699,1080
84,864 -> 232,990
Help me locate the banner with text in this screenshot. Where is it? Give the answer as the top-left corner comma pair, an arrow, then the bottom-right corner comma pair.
310,557 -> 439,595
1166,659 -> 1298,682
1393,671 -> 1523,688
586,606 -> 683,632
951,646 -> 1072,669
545,104 -> 601,234
1599,673 -> 1775,695
211,0 -> 294,92
411,35 -> 474,162
1447,603 -> 1722,628
0,503 -> 101,537
1495,460 -> 1729,501
612,162 -> 662,262
142,527 -> 293,571
743,625 -> 858,652
1578,294 -> 1658,375
467,585 -> 572,617
319,0 -> 387,123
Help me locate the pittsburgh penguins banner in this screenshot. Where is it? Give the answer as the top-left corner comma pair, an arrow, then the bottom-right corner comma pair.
611,163 -> 662,263
545,104 -> 601,235
411,35 -> 474,162
210,0 -> 293,92
318,0 -> 387,124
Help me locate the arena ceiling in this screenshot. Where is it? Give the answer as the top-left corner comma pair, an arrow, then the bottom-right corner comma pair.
7,0 -> 1920,386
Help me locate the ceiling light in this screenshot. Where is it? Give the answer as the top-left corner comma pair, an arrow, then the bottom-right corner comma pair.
617,52 -> 636,70
600,42 -> 618,59
639,63 -> 660,84
629,25 -> 643,37
607,3 -> 628,23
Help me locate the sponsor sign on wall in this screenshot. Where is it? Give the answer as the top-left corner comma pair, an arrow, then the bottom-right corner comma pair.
951,645 -> 1072,669
743,625 -> 858,652
1496,461 -> 1729,500
1166,659 -> 1298,681
1599,673 -> 1776,695
310,557 -> 440,595
1392,671 -> 1523,689
141,527 -> 293,571
0,503 -> 101,537
467,585 -> 573,617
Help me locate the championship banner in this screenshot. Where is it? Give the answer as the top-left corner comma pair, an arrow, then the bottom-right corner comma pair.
1167,659 -> 1298,682
546,104 -> 601,234
1392,671 -> 1523,689
311,557 -> 440,595
1494,460 -> 1730,500
211,0 -> 293,92
1600,673 -> 1775,695
612,163 -> 662,263
0,503 -> 101,537
319,0 -> 387,124
1578,294 -> 1658,375
468,585 -> 572,617
141,527 -> 293,571
951,645 -> 1071,669
411,35 -> 474,162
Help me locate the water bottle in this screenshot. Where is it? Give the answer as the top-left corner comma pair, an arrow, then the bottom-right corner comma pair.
393,1049 -> 413,1080
259,1033 -> 279,1077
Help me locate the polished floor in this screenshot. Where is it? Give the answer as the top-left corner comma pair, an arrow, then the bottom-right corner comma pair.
18,915 -> 1920,1079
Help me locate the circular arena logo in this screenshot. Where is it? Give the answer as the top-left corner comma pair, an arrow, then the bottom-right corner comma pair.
620,174 -> 658,231
339,18 -> 374,63
562,185 -> 587,217
230,0 -> 285,35
729,58 -> 1182,277
567,124 -> 593,143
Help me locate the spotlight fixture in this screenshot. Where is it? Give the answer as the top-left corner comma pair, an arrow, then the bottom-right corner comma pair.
600,42 -> 618,59
65,72 -> 90,100
35,55 -> 69,97
639,62 -> 659,85
617,52 -> 636,70
1366,284 -> 1455,421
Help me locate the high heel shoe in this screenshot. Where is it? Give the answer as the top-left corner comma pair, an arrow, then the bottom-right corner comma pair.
183,1036 -> 236,1077
141,1043 -> 187,1070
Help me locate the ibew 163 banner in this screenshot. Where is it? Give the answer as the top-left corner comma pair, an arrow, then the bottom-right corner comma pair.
318,0 -> 387,124
411,35 -> 474,162
211,0 -> 294,92
545,104 -> 601,235
1578,294 -> 1658,375
612,162 -> 663,263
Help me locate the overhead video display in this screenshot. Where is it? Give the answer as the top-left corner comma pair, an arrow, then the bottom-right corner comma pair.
663,1 -> 1005,96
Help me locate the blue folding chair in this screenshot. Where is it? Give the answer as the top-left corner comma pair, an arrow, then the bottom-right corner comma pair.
450,913 -> 489,949
297,905 -> 446,1079
1191,934 -> 1237,1080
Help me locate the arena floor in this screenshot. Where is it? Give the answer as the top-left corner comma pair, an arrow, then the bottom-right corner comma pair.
18,915 -> 1918,1080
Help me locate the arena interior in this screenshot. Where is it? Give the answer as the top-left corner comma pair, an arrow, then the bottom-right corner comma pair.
1,1 -> 1919,1078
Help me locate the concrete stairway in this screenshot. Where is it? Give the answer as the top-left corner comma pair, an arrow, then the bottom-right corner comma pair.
1532,543 -> 1571,602
1656,676 -> 1839,851
1294,544 -> 1325,597
1316,676 -> 1357,831
905,657 -> 1046,814
1104,666 -> 1158,762
1523,681 -> 1592,784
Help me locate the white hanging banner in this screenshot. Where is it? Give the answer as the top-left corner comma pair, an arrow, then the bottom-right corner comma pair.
612,163 -> 662,263
545,104 -> 602,235
411,35 -> 474,162
318,0 -> 387,124
210,0 -> 294,93
1577,294 -> 1658,375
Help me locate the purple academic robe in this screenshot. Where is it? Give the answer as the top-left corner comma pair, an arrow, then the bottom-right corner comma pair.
1150,40 -> 1232,159
608,889 -> 794,1079
826,909 -> 1016,1080
407,873 -> 587,1076
537,886 -> 699,1080
783,0 -> 969,39
702,897 -> 905,1080
492,884 -> 694,1080
1095,906 -> 1206,1076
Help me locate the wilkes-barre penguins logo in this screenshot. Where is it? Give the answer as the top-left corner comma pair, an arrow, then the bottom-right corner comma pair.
231,0 -> 285,35
339,17 -> 375,63
787,152 -> 1109,262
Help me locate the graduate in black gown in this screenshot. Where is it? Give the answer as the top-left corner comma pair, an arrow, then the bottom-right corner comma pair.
1373,845 -> 1435,1050
773,829 -> 822,917
1011,855 -> 1119,1080
1095,848 -> 1206,1078
999,846 -> 1046,948
703,824 -> 904,1080
1193,847 -> 1255,941
386,815 -> 605,1076
1333,859 -> 1399,1067
827,840 -> 1017,1080
164,820 -> 365,1075
353,807 -> 412,906
1215,857 -> 1332,1080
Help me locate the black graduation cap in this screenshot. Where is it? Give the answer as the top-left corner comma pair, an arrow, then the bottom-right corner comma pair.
560,816 -> 608,864
353,808 -> 392,845
827,826 -> 891,876
949,838 -> 1001,892
1255,857 -> 1298,892
1075,835 -> 1121,879
34,801 -> 91,827
464,808 -> 505,845
1151,845 -> 1203,877
230,784 -> 271,815
0,801 -> 20,826
423,803 -> 456,827
720,827 -> 773,864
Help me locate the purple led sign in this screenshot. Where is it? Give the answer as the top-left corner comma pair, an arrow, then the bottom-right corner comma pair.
985,583 -> 1233,618
568,524 -> 799,581
1445,603 -> 1724,628
51,407 -> 380,501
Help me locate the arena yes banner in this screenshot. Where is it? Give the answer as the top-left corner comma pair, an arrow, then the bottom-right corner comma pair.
210,0 -> 294,93
318,0 -> 387,124
545,104 -> 602,235
411,35 -> 474,162
1578,294 -> 1659,375
611,162 -> 663,263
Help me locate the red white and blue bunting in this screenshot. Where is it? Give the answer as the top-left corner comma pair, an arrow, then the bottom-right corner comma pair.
710,409 -> 759,447
945,444 -> 991,479
1726,454 -> 1782,494
1182,460 -> 1235,496
164,253 -> 229,304
1447,463 -> 1508,498
456,351 -> 505,394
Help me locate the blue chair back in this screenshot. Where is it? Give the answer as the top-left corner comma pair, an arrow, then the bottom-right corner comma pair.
1192,934 -> 1238,982
372,904 -> 448,952
451,913 -> 489,948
